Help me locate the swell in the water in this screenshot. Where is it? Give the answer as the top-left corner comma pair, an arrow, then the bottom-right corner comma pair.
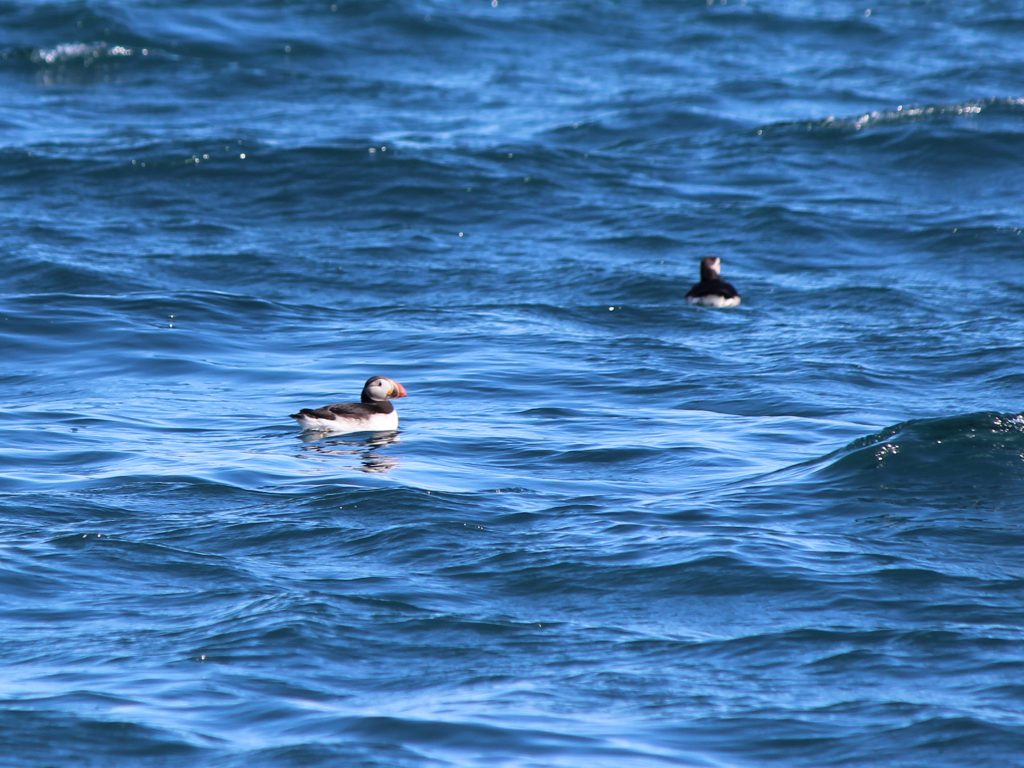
757,97 -> 1024,135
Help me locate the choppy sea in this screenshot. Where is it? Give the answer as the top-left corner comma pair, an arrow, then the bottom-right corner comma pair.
3,2 -> 1024,766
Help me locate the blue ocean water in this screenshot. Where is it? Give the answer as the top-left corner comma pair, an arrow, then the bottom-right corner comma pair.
2,1 -> 1024,765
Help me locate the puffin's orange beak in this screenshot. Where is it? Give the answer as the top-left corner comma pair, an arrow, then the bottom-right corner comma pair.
391,381 -> 408,398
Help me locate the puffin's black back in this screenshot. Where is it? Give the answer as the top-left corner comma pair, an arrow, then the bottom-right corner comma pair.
686,278 -> 740,299
291,399 -> 394,421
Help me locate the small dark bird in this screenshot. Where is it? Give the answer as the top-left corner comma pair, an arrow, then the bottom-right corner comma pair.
685,256 -> 741,308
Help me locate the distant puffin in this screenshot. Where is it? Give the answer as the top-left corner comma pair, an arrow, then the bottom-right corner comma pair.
290,376 -> 408,433
685,256 -> 741,308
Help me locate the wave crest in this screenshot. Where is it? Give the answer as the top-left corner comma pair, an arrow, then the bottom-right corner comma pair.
757,97 -> 1024,136
813,412 -> 1024,504
29,41 -> 145,66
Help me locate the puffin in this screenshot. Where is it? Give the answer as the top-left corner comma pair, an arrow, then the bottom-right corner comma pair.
685,256 -> 741,308
290,376 -> 408,433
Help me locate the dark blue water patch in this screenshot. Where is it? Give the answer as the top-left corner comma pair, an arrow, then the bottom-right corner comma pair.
698,2 -> 891,40
655,713 -> 1024,768
0,708 -> 203,766
0,2 -> 142,48
2,142 -> 616,257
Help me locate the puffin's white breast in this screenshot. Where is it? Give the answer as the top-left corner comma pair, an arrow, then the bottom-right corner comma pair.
294,410 -> 399,434
686,295 -> 741,308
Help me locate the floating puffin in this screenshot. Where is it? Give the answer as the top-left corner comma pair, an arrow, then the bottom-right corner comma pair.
685,256 -> 741,308
291,376 -> 408,433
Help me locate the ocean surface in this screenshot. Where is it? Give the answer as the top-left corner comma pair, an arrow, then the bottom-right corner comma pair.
2,1 -> 1024,766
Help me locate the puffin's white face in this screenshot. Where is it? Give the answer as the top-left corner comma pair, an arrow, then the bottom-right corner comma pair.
704,256 -> 722,276
363,376 -> 408,401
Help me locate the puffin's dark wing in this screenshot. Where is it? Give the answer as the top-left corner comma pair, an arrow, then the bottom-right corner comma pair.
328,402 -> 376,417
290,401 -> 368,420
686,278 -> 740,299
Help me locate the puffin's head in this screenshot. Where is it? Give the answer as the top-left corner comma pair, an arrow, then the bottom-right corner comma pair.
362,376 -> 408,402
700,256 -> 722,280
